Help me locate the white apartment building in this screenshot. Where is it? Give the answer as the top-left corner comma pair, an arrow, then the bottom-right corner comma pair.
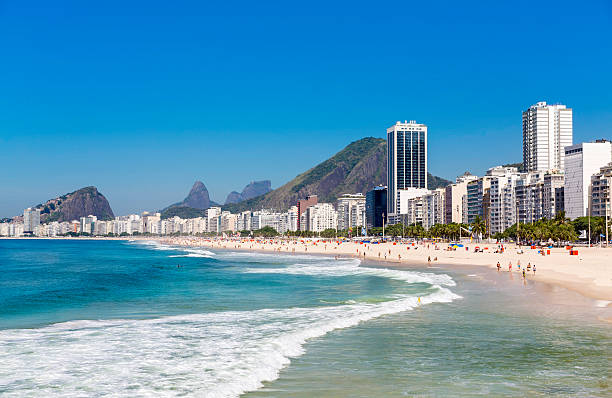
564,140 -> 612,219
394,187 -> 430,224
301,203 -> 337,232
387,120 -> 428,221
336,193 -> 366,231
444,172 -> 478,224
205,207 -> 222,233
237,211 -> 252,231
404,196 -> 425,226
279,206 -> 298,233
522,101 -> 573,172
80,215 -> 97,234
422,188 -> 446,229
0,223 -> 10,236
23,207 -> 40,233
220,212 -> 238,232
542,173 -> 565,219
489,170 -> 521,235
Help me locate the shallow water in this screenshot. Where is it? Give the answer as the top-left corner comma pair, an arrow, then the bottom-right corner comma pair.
0,239 -> 609,397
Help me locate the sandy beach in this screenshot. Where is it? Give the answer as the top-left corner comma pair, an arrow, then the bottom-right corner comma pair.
159,236 -> 612,304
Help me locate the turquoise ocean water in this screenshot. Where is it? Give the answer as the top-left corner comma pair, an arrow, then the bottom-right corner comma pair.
0,239 -> 609,397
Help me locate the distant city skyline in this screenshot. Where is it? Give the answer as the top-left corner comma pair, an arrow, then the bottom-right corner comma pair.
1,1 -> 611,218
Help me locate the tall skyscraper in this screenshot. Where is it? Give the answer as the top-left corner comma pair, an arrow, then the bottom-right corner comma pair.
387,120 -> 427,220
522,101 -> 573,172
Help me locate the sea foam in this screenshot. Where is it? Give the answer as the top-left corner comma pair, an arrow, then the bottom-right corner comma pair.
0,245 -> 459,397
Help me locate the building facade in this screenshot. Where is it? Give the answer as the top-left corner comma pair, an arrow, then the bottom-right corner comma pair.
387,120 -> 428,220
444,172 -> 478,224
564,140 -> 612,219
522,101 -> 573,172
300,203 -> 337,232
297,195 -> 318,230
336,193 -> 366,231
366,186 -> 387,229
23,208 -> 40,234
590,162 -> 612,218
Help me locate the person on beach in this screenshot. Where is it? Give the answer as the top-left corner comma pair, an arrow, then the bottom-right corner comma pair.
533,264 -> 536,274
517,260 -> 521,270
497,262 -> 501,271
527,263 -> 531,271
428,256 -> 431,264
508,262 -> 512,272
522,269 -> 526,278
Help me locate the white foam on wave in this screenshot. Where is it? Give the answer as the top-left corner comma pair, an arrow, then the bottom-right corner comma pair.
130,240 -> 215,258
0,289 -> 458,397
1,245 -> 460,397
243,258 -> 456,287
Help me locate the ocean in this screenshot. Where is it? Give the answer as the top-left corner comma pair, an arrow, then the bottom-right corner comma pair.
0,239 -> 610,397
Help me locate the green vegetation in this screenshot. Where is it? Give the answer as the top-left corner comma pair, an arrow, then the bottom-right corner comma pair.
292,137 -> 383,193
161,206 -> 206,220
492,217 -> 577,244
427,173 -> 452,189
502,162 -> 526,172
252,226 -> 278,237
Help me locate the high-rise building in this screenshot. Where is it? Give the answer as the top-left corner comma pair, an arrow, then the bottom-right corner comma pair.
590,162 -> 612,218
387,120 -> 428,221
23,208 -> 40,234
422,188 -> 446,229
336,193 -> 366,231
444,172 -> 478,224
564,140 -> 612,219
80,215 -> 98,235
297,195 -> 318,230
522,101 -> 573,172
366,186 -> 387,229
488,168 -> 521,235
300,203 -> 337,232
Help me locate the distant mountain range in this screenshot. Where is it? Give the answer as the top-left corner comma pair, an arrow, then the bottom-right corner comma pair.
160,181 -> 216,219
223,137 -> 452,213
27,186 -> 115,223
12,138 -> 454,222
161,180 -> 274,219
225,180 -> 272,204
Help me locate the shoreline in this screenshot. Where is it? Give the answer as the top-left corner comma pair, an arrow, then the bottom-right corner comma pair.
157,237 -> 612,305
3,236 -> 611,320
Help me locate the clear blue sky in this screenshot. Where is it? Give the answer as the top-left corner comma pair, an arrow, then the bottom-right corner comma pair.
1,0 -> 611,217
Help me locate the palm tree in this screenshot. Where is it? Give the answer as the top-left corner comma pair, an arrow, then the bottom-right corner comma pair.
471,216 -> 486,241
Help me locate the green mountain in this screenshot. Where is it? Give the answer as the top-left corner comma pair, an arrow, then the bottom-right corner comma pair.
223,137 -> 452,213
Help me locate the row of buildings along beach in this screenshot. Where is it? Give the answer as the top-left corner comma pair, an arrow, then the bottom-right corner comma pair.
3,101 -> 611,238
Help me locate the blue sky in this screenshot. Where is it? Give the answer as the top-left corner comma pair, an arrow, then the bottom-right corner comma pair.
1,0 -> 611,217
